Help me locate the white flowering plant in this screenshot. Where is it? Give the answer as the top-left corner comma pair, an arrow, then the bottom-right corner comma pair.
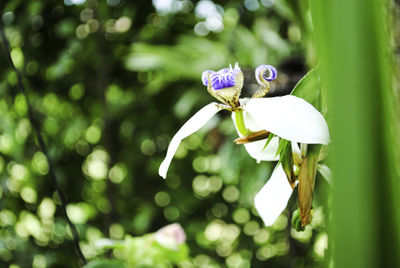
159,63 -> 329,228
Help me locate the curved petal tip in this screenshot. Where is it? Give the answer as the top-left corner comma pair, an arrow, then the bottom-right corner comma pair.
158,103 -> 222,179
254,164 -> 293,226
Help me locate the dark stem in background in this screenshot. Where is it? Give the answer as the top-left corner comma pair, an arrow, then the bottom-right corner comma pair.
0,23 -> 87,266
93,6 -> 118,235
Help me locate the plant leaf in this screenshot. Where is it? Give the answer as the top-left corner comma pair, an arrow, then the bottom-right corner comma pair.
290,67 -> 322,111
263,133 -> 276,150
318,164 -> 332,185
276,138 -> 290,158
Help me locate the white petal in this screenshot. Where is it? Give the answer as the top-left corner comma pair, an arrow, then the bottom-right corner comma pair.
243,139 -> 279,162
254,164 -> 293,226
159,103 -> 222,179
244,95 -> 330,144
300,143 -> 308,157
231,112 -> 279,162
291,141 -> 301,157
291,141 -> 302,166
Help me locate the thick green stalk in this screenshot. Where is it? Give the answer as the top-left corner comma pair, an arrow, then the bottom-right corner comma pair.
309,0 -> 400,267
235,110 -> 251,136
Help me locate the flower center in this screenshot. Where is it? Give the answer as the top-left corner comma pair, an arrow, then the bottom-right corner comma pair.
202,63 -> 244,110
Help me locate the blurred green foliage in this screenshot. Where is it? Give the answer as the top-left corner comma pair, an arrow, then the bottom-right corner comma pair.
3,0 -> 390,267
311,0 -> 400,266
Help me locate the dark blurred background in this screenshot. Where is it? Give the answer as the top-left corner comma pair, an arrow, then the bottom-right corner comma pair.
0,0 -> 329,267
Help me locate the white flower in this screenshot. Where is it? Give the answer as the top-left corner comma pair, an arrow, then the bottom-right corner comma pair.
158,63 -> 329,226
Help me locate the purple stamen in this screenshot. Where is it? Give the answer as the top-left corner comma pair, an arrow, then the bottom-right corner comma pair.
202,64 -> 242,90
255,65 -> 278,83
211,69 -> 237,90
202,70 -> 215,86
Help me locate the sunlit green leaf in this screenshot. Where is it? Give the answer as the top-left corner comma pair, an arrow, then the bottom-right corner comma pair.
290,67 -> 322,111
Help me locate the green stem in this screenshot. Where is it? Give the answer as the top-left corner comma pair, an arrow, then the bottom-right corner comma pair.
235,110 -> 251,136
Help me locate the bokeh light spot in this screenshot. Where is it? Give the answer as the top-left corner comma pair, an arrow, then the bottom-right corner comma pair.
26,61 -> 39,75
9,163 -> 28,181
211,202 -> 228,218
164,206 -> 180,221
32,254 -> 47,268
223,224 -> 240,241
205,220 -> 223,241
0,210 -> 16,226
233,208 -> 250,224
76,24 -> 89,39
2,12 -> 14,25
38,198 -> 56,220
193,156 -> 209,173
83,149 -> 110,180
155,191 -> 171,207
244,0 -> 260,11
115,17 -> 132,33
253,229 -> 270,244
109,223 -> 124,239
271,214 -> 288,231
69,83 -> 85,100
192,175 -> 209,197
194,22 -> 209,36
165,174 -> 181,189
314,233 -> 328,258
0,133 -> 13,153
85,125 -> 102,144
216,242 -> 233,257
256,245 -> 275,261
222,185 -> 239,203
141,139 -> 156,156
32,151 -> 49,175
97,198 -> 111,213
20,187 -> 37,204
109,163 -> 127,184
10,48 -> 24,69
243,221 -> 260,236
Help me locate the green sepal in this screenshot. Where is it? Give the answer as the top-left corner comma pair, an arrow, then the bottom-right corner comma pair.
275,138 -> 290,159
297,144 -> 321,226
263,133 -> 276,151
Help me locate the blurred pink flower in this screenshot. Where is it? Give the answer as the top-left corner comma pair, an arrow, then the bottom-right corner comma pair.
154,223 -> 186,250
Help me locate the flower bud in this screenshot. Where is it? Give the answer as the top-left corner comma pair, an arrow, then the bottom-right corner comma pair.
154,223 -> 186,250
291,209 -> 305,232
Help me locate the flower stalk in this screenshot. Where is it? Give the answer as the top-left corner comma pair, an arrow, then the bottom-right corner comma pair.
234,110 -> 251,136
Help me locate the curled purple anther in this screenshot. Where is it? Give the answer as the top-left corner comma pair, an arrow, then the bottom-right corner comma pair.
255,65 -> 278,84
202,70 -> 215,86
